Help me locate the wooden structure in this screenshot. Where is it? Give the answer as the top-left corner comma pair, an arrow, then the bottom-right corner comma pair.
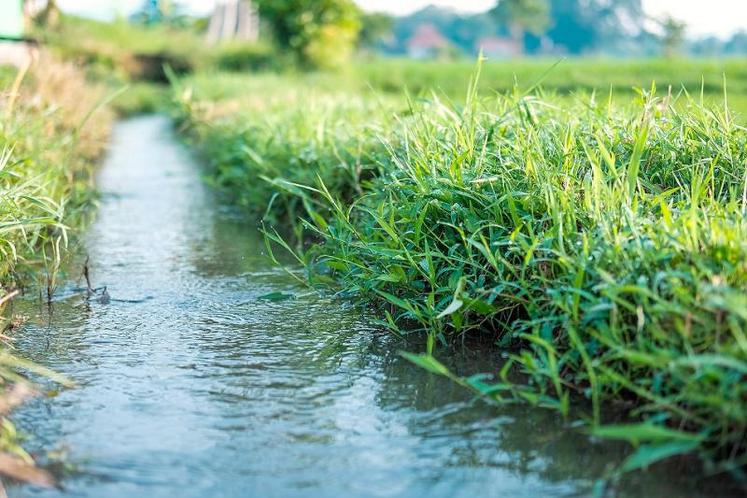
206,1 -> 259,44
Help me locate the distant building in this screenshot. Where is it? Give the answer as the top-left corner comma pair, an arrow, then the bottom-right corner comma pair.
207,0 -> 260,44
406,24 -> 450,59
476,36 -> 521,58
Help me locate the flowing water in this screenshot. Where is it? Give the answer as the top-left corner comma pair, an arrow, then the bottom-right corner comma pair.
6,117 -> 737,497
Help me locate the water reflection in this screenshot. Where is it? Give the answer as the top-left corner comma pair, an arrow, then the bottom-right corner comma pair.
6,117 -> 738,498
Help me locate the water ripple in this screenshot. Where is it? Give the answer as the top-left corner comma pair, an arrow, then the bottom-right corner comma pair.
7,117 -> 732,498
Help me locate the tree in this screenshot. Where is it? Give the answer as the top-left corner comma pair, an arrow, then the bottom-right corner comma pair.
359,12 -> 393,48
490,0 -> 550,52
724,30 -> 747,55
37,0 -> 60,27
542,0 -> 646,55
258,0 -> 361,69
659,15 -> 686,58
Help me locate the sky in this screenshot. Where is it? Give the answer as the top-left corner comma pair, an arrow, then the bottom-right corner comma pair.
56,0 -> 747,38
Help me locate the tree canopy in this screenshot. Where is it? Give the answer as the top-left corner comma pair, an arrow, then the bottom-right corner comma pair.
382,0 -> 651,56
490,0 -> 551,38
258,0 -> 361,69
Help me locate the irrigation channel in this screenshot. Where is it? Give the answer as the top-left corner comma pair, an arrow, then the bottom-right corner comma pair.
5,116 -> 733,497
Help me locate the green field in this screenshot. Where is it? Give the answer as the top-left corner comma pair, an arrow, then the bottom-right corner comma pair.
175,59 -> 747,479
356,58 -> 747,96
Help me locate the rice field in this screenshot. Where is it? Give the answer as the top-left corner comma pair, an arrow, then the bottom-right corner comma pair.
175,59 -> 747,482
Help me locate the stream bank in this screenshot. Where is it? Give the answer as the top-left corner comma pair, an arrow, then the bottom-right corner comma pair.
7,116 -> 736,498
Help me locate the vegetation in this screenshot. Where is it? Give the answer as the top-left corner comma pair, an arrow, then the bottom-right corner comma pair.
37,15 -> 278,116
0,57 -> 111,485
40,15 -> 204,76
353,58 -> 747,101
0,58 -> 111,290
173,72 -> 399,228
490,0 -> 551,48
174,60 -> 747,482
258,0 -> 362,69
378,0 -> 648,56
659,15 -> 688,58
375,1 -> 747,58
3,3 -> 747,490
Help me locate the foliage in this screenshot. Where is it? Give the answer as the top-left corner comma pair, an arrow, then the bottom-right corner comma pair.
359,12 -> 394,48
543,0 -> 647,54
659,15 -> 687,58
490,0 -> 551,37
173,72 -> 397,225
352,58 -> 747,104
388,6 -> 505,56
34,0 -> 60,28
39,14 -> 281,115
0,57 -> 111,287
130,0 -> 191,26
109,82 -> 170,116
39,14 -> 207,84
381,0 -> 651,56
0,56 -> 109,485
212,42 -> 279,72
257,0 -> 362,69
175,60 -> 747,480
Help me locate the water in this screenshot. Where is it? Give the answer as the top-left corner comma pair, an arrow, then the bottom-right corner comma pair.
6,117 -> 737,497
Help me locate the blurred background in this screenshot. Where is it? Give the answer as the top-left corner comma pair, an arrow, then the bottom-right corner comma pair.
3,1 -> 747,116
4,1 -> 747,64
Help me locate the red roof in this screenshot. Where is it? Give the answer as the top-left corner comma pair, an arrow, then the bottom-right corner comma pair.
407,24 -> 449,50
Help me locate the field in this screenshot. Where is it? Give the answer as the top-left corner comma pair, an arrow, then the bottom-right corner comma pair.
355,58 -> 747,96
175,58 -> 747,480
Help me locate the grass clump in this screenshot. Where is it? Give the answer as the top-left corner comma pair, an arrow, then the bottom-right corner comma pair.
211,42 -> 281,73
40,15 -> 204,81
0,57 -> 111,485
174,72 -> 397,225
40,15 -> 286,117
176,63 -> 747,480
1,57 -> 111,289
300,86 -> 747,476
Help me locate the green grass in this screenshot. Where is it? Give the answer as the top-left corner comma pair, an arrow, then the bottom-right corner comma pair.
173,72 -> 401,227
36,15 -> 207,116
37,15 -> 283,117
0,57 -> 110,484
356,58 -> 747,98
175,59 -> 747,483
40,15 -> 206,74
1,58 -> 111,288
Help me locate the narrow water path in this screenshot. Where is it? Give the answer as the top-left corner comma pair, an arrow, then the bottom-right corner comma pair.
7,117 -> 729,497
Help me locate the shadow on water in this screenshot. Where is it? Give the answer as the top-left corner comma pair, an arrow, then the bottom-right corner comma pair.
5,116 -> 741,497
